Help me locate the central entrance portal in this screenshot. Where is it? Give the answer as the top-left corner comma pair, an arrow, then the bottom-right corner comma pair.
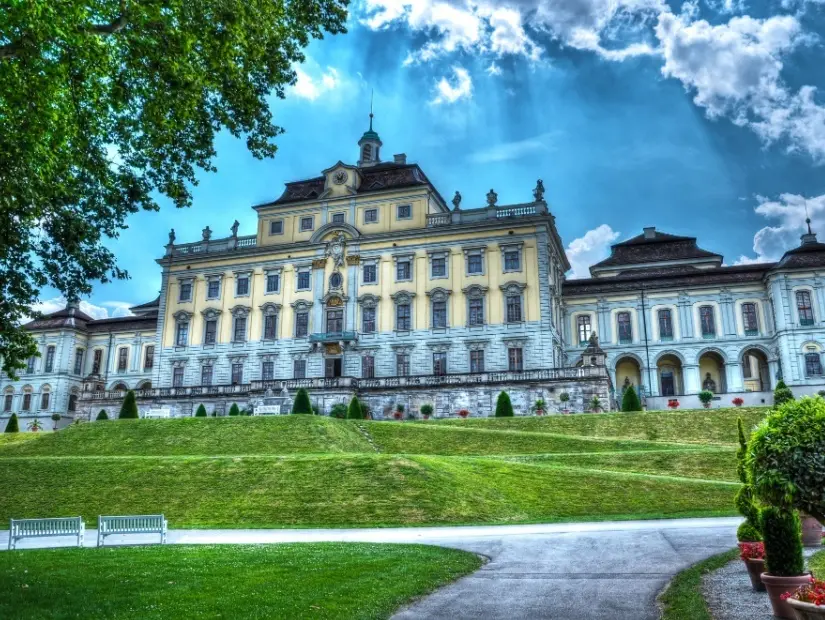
325,357 -> 342,378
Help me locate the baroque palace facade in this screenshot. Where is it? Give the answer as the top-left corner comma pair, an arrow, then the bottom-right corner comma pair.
4,122 -> 825,425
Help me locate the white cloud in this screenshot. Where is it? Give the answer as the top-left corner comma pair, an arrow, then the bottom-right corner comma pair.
27,296 -> 134,322
736,192 -> 825,263
565,224 -> 621,279
486,62 -> 503,76
469,132 -> 559,162
292,66 -> 341,101
431,66 -> 473,104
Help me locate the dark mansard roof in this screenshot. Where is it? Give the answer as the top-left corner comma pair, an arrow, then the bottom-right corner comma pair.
590,227 -> 723,274
23,300 -> 158,333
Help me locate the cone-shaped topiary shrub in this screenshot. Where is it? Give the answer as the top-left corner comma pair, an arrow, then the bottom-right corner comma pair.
195,404 -> 207,417
228,403 -> 240,417
495,391 -> 514,417
346,396 -> 363,419
735,418 -> 761,542
760,507 -> 804,577
292,388 -> 312,414
621,385 -> 642,412
96,410 -> 108,421
118,390 -> 139,419
4,413 -> 19,433
773,380 -> 794,408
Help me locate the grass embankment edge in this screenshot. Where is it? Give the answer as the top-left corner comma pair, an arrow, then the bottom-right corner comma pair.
657,548 -> 739,620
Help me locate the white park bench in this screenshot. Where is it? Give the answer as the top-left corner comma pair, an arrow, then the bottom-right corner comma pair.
97,514 -> 168,546
8,517 -> 85,550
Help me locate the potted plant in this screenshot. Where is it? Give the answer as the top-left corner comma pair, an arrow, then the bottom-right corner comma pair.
589,396 -> 601,413
785,578 -> 825,619
667,399 -> 679,410
50,413 -> 61,430
740,542 -> 766,592
533,399 -> 547,416
457,408 -> 469,418
760,507 -> 811,619
698,390 -> 714,409
27,419 -> 44,432
800,513 -> 823,548
732,397 -> 744,407
420,404 -> 433,420
394,404 -> 404,420
735,419 -> 763,585
558,392 -> 570,414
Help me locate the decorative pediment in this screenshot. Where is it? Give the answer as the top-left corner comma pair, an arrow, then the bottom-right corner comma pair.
258,353 -> 278,362
391,344 -> 415,354
390,291 -> 416,304
427,341 -> 451,353
500,281 -> 527,295
321,161 -> 362,197
310,222 -> 362,244
259,302 -> 282,315
502,337 -> 529,347
170,358 -> 188,368
426,287 -> 452,302
464,339 -> 490,351
462,285 -> 488,298
358,293 -> 380,308
198,356 -> 217,366
229,355 -> 248,364
321,293 -> 348,306
229,305 -> 252,318
290,300 -> 314,310
201,307 -> 222,319
172,310 -> 193,322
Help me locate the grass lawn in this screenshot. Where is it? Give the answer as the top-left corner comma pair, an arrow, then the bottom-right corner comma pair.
658,548 -> 739,620
811,550 -> 825,578
0,543 -> 482,619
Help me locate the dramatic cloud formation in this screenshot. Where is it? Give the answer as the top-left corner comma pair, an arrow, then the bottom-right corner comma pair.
27,297 -> 135,323
469,132 -> 558,162
292,66 -> 341,100
565,224 -> 621,278
431,66 -> 473,104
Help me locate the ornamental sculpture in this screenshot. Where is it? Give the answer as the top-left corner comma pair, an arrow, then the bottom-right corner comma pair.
486,188 -> 498,207
202,226 -> 212,241
452,191 -> 462,211
230,220 -> 240,237
325,231 -> 346,270
168,229 -> 176,245
533,179 -> 545,202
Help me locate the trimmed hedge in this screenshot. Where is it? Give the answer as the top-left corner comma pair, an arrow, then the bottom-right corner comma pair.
96,410 -> 108,421
346,396 -> 363,420
4,413 -> 19,433
118,391 -> 139,419
195,405 -> 207,418
495,392 -> 514,417
621,385 -> 642,412
292,389 -> 312,415
761,507 -> 804,577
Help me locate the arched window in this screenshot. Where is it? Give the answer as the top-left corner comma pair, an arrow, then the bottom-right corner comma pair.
21,387 -> 32,411
40,386 -> 51,410
68,388 -> 79,412
2,388 -> 12,412
117,347 -> 129,372
805,347 -> 823,377
362,143 -> 372,162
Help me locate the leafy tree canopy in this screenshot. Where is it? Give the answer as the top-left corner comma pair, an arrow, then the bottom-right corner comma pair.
0,0 -> 348,379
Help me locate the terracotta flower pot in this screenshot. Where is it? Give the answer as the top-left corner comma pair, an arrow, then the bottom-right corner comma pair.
789,599 -> 825,620
801,514 -> 823,547
743,558 -> 766,591
762,573 -> 813,619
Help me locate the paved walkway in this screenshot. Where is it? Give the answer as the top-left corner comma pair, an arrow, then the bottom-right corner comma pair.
2,517 -> 740,620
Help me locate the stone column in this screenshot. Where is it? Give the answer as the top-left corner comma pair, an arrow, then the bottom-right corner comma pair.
726,361 -> 744,393
683,363 -> 701,394
312,259 -> 326,332
678,296 -> 694,339
345,258 -> 358,332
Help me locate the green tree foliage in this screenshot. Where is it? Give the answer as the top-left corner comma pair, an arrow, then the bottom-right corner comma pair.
195,405 -> 207,418
0,0 -> 349,379
495,391 -> 514,417
346,396 -> 363,420
760,507 -> 804,577
735,418 -> 761,542
118,390 -> 139,419
228,403 -> 240,417
420,404 -> 434,418
96,410 -> 108,421
698,390 -> 714,406
329,403 -> 348,419
748,397 -> 825,522
4,413 -> 19,433
773,380 -> 795,408
621,385 -> 642,412
292,389 -> 312,414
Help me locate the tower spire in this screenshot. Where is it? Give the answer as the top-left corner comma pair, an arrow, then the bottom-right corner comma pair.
369,89 -> 374,131
801,199 -> 818,246
357,90 -> 382,167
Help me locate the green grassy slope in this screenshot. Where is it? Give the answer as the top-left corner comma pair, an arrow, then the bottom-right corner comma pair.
433,407 -> 767,444
0,415 -> 372,456
362,421 -> 699,456
0,454 -> 737,528
811,550 -> 825,578
0,543 -> 482,620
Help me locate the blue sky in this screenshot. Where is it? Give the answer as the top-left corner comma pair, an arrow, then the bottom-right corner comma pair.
38,0 -> 825,317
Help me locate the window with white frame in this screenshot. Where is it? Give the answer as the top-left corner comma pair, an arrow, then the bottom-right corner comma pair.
470,350 -> 484,373
3,390 -> 12,412
658,309 -> 673,341
21,388 -> 31,411
262,305 -> 279,340
269,219 -> 284,235
201,365 -> 213,386
331,212 -> 345,224
44,345 -> 55,373
362,262 -> 377,284
172,367 -> 184,387
805,349 -> 823,376
235,274 -> 250,297
617,312 -> 632,344
206,277 -> 221,300
233,316 -> 247,342
296,268 -> 311,291
68,390 -> 78,412
299,216 -> 314,232
361,305 -> 376,333
295,307 -> 310,337
428,288 -> 450,330
144,346 -> 154,370
396,353 -> 410,376
742,302 -> 759,335
506,295 -> 523,323
362,355 -> 375,378
464,286 -> 487,327
508,347 -> 524,372
397,204 -> 412,220
396,302 -> 411,331
92,349 -> 103,374
203,317 -> 218,345
261,360 -> 275,381
26,356 -> 35,374
364,208 -> 378,224
40,388 -> 50,410
699,305 -> 716,337
433,352 -> 447,375
466,251 -> 484,275
395,257 -> 412,282
179,280 -> 193,302
265,271 -> 281,294
577,315 -> 592,345
293,359 -> 307,379
797,291 -> 815,326
73,348 -> 84,374
503,249 -> 522,272
428,250 -> 449,279
117,347 -> 128,372
231,363 -> 244,385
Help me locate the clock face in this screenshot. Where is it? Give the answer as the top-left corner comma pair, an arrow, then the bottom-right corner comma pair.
333,171 -> 347,185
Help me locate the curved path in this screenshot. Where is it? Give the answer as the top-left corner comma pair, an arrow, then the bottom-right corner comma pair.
2,517 -> 740,619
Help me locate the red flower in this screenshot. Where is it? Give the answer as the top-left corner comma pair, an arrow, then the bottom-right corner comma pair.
739,542 -> 765,561
732,397 -> 744,407
786,578 -> 825,606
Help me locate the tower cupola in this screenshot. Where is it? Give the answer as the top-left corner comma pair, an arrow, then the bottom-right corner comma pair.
357,100 -> 382,167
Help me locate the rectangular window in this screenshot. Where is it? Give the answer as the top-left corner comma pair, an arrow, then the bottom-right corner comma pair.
300,216 -> 314,231
22,393 -> 31,411
506,296 -> 522,323
297,271 -> 311,290
73,349 -> 84,375
467,254 -> 483,275
296,311 -> 309,337
362,355 -> 375,379
433,352 -> 447,376
396,304 -> 411,331
362,307 -> 376,333
45,346 -> 55,373
577,315 -> 592,345
3,394 -> 11,412
68,394 -> 77,412
658,309 -> 674,340
364,208 -> 378,224
508,347 -> 524,372
40,392 -> 50,410
233,317 -> 247,342
26,356 -> 36,374
266,273 -> 280,294
92,349 -> 102,375
293,359 -> 306,379
269,219 -> 283,235
806,352 -> 823,376
172,367 -> 184,387
797,291 -> 814,326
617,312 -> 632,343
700,306 -> 716,337
176,322 -> 189,347
326,309 -> 343,334
201,365 -> 213,386
468,298 -> 484,326
397,204 -> 412,219
742,302 -> 759,335
331,212 -> 345,224
396,354 -> 410,376
432,301 -> 447,329
204,319 -> 217,345
117,347 -> 128,372
396,260 -> 411,281
231,363 -> 244,385
179,281 -> 192,302
363,264 -> 377,284
207,279 -> 220,299
144,345 -> 154,370
431,257 -> 446,278
470,350 -> 484,373
263,314 -> 277,340
504,250 -> 521,271
235,276 -> 250,297
261,361 -> 274,381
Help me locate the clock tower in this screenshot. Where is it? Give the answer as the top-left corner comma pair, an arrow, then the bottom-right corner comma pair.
357,108 -> 382,168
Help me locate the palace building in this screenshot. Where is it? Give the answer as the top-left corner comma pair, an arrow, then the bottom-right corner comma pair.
5,119 -> 825,425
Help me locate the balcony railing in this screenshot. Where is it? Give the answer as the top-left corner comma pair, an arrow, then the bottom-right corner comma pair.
426,202 -> 548,228
309,331 -> 358,343
166,235 -> 257,257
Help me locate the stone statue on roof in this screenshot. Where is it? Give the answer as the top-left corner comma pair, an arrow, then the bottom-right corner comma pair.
202,226 -> 212,241
168,229 -> 176,245
533,179 -> 545,202
230,220 -> 240,237
486,188 -> 497,207
452,191 -> 462,211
